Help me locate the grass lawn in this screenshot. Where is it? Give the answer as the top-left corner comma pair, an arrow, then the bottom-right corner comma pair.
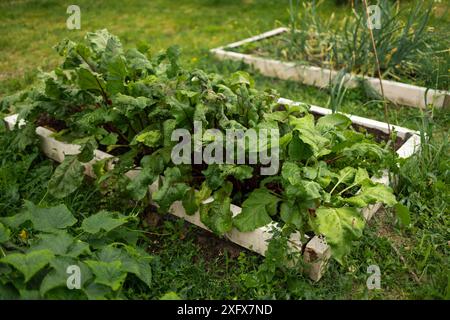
0,0 -> 448,299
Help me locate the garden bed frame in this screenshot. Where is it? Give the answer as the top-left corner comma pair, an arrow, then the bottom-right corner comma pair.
211,28 -> 450,109
4,98 -> 421,281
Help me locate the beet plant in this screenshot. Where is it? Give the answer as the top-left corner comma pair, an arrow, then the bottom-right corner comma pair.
2,30 -> 403,265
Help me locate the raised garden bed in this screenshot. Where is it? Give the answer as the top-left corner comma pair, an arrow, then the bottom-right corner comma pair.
211,27 -> 450,109
3,97 -> 420,281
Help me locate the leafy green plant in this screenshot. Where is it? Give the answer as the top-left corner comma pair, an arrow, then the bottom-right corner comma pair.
3,30 -> 402,265
0,200 -> 153,299
234,0 -> 449,90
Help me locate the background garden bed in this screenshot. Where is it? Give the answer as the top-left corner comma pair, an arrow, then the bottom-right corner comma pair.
211,28 -> 449,109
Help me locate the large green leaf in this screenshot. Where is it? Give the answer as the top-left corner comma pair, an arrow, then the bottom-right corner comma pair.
30,232 -> 74,255
288,131 -> 313,161
343,183 -> 397,207
98,246 -> 152,288
40,257 -> 92,297
233,188 -> 280,232
0,249 -> 55,282
280,202 -> 303,229
81,210 -> 128,234
289,114 -> 330,158
105,55 -> 127,94
126,167 -> 156,200
48,155 -> 85,199
85,260 -> 127,291
311,207 -> 365,264
24,201 -> 77,232
77,67 -> 105,92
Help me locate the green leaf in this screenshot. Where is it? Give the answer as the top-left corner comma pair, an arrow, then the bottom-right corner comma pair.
182,187 -> 198,215
0,222 -> 10,243
281,161 -> 302,185
289,114 -> 330,158
85,260 -> 127,291
77,67 -> 105,92
341,143 -> 386,160
30,232 -> 74,255
220,164 -> 253,181
126,169 -> 155,200
152,167 -> 189,212
160,292 -> 181,300
66,240 -> 92,258
281,162 -> 322,200
233,188 -> 280,232
40,258 -> 92,297
76,137 -> 98,163
1,249 -> 55,282
105,55 -> 127,94
127,152 -> 165,200
280,202 -> 303,229
24,201 -> 77,232
200,184 -> 233,235
134,130 -> 161,148
98,246 -> 152,288
112,93 -> 151,117
0,211 -> 30,229
83,283 -> 111,300
48,155 -> 85,199
343,183 -> 397,208
99,133 -> 118,146
316,113 -> 352,131
394,203 -> 411,227
229,71 -> 254,87
81,210 -> 128,234
86,29 -> 121,55
311,207 -> 365,264
288,131 -> 313,160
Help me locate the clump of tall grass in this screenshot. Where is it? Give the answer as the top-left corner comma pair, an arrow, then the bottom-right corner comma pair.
283,0 -> 449,90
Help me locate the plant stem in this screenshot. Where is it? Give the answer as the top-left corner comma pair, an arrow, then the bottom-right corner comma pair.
362,0 -> 390,134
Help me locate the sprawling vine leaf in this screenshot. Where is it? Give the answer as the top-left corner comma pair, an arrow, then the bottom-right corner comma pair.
22,201 -> 77,232
85,260 -> 127,291
40,258 -> 92,296
98,245 -> 152,288
0,250 -> 55,282
81,210 -> 128,234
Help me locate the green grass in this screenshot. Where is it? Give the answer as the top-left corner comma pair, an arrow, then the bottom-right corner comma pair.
0,0 -> 449,300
